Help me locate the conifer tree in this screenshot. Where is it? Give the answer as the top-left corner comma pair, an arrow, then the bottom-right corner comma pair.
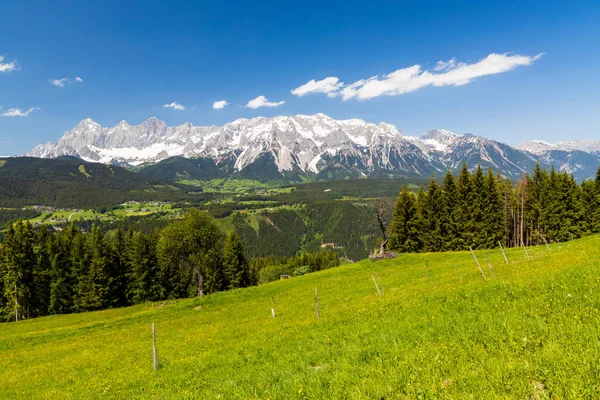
440,171 -> 458,251
78,225 -> 109,311
2,221 -> 36,321
128,231 -> 161,303
579,180 -> 598,234
107,226 -> 129,307
422,175 -> 444,251
472,166 -> 486,248
455,163 -> 475,249
412,186 -> 427,252
222,231 -> 250,290
71,229 -> 91,312
388,185 -> 419,252
526,163 -> 549,241
482,168 -> 506,248
32,225 -> 52,317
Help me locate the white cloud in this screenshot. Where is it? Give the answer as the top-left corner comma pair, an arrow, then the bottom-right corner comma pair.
49,77 -> 83,87
291,77 -> 344,97
162,102 -> 185,111
434,57 -> 463,71
245,95 -> 285,109
49,78 -> 68,87
213,100 -> 229,110
1,107 -> 39,117
0,55 -> 19,73
338,53 -> 543,100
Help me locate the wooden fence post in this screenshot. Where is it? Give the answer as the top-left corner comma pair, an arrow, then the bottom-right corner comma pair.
485,254 -> 493,278
314,287 -> 320,319
372,275 -> 381,296
469,246 -> 487,281
498,241 -> 509,264
521,239 -> 531,259
152,323 -> 158,371
541,235 -> 550,251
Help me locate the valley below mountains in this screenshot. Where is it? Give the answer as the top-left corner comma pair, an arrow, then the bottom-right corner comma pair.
28,114 -> 600,181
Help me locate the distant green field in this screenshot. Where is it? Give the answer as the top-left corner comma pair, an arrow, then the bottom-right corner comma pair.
2,236 -> 600,398
24,203 -> 181,225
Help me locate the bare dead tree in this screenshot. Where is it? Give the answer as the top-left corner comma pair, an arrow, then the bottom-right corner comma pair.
372,198 -> 394,255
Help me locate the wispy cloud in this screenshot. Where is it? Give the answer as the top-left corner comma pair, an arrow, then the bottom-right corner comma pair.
162,102 -> 185,111
213,100 -> 229,110
49,77 -> 84,87
291,77 -> 344,97
295,53 -> 543,101
1,107 -> 39,117
0,55 -> 19,73
245,95 -> 285,109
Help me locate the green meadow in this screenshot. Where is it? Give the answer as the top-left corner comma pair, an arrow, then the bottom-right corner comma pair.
2,236 -> 600,399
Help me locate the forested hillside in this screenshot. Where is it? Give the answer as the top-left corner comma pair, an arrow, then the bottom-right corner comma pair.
0,210 -> 341,321
0,157 -> 193,209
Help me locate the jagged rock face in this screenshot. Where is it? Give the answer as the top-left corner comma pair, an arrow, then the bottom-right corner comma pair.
27,114 -> 600,180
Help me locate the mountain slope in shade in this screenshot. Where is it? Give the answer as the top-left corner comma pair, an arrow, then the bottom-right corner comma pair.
28,114 -> 600,181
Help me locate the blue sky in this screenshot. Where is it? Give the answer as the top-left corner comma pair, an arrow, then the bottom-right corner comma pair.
1,0 -> 599,155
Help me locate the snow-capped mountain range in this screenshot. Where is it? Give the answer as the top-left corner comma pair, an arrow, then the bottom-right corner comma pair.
28,114 -> 600,181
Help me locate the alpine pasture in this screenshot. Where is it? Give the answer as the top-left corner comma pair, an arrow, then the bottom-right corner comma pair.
1,236 -> 599,399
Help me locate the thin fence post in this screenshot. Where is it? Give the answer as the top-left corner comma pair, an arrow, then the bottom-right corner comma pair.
469,246 -> 487,281
372,275 -> 381,296
498,241 -> 509,264
521,239 -> 531,259
314,287 -> 320,319
152,323 -> 158,371
424,260 -> 430,278
485,254 -> 493,278
271,297 -> 276,318
541,235 -> 550,251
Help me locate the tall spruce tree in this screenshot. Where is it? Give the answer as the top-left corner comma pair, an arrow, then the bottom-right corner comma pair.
107,226 -> 129,307
471,166 -> 486,248
78,225 -> 109,311
2,221 -> 36,321
423,175 -> 444,251
388,185 -> 419,252
222,231 -> 250,290
455,163 -> 475,249
440,171 -> 458,251
32,225 -> 52,317
128,231 -> 162,304
482,168 -> 505,248
526,163 -> 549,242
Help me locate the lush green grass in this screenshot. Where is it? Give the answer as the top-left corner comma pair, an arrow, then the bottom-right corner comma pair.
2,237 -> 600,398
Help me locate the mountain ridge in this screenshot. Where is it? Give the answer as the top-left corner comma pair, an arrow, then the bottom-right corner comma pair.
28,114 -> 600,181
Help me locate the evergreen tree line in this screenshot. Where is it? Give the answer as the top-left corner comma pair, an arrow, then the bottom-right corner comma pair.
0,208 -> 341,322
388,164 -> 600,253
0,209 -> 252,321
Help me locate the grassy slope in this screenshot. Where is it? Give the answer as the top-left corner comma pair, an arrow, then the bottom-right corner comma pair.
2,237 -> 600,399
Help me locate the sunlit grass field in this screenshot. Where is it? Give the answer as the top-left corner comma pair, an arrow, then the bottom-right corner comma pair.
1,236 -> 600,398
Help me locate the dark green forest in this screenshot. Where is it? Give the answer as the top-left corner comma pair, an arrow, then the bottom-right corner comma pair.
0,157 -> 203,209
0,209 -> 341,321
388,164 -> 600,253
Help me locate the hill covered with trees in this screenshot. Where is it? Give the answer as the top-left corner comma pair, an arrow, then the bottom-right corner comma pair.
0,157 -> 194,209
